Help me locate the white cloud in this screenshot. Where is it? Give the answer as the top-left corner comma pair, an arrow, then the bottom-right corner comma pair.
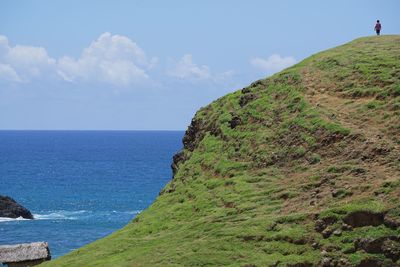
251,54 -> 296,74
213,70 -> 235,83
0,63 -> 22,82
167,54 -> 211,81
167,54 -> 236,85
57,32 -> 156,86
0,33 -> 157,87
0,35 -> 56,82
0,35 -> 10,56
0,33 -> 236,87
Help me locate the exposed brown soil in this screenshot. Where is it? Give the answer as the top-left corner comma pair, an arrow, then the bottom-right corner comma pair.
279,68 -> 400,215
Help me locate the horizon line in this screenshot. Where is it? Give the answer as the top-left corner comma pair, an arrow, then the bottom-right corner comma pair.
0,129 -> 186,132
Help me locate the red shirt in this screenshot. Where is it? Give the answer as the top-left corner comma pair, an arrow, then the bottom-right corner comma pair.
375,23 -> 381,30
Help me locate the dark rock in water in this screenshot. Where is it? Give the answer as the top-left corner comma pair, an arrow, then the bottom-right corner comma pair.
0,195 -> 33,219
0,242 -> 51,266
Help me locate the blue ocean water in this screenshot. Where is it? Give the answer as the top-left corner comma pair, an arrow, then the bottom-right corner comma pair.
0,130 -> 183,258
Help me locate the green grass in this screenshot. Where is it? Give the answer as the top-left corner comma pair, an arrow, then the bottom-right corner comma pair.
43,36 -> 400,266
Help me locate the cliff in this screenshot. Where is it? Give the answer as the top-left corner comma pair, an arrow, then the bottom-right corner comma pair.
43,36 -> 400,266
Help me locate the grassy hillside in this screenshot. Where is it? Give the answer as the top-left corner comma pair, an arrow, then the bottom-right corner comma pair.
43,36 -> 400,267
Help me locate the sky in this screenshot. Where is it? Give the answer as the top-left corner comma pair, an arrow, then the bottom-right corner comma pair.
1,0 -> 399,130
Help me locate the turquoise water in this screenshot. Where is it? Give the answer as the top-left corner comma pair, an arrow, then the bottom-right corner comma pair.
0,131 -> 183,258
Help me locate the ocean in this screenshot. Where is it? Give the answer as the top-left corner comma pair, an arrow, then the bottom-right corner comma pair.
0,130 -> 183,258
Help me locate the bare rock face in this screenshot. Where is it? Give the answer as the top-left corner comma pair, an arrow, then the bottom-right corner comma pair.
182,118 -> 205,152
171,150 -> 186,176
0,196 -> 33,219
170,117 -> 205,179
343,211 -> 384,228
0,242 -> 51,266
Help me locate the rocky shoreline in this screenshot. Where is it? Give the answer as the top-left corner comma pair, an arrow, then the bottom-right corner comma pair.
0,195 -> 34,219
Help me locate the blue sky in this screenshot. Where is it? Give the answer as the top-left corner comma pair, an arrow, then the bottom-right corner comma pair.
1,0 -> 399,130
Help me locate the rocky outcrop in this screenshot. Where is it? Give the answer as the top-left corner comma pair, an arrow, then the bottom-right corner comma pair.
170,118 -> 205,178
229,114 -> 242,129
0,242 -> 51,267
354,236 -> 400,262
171,150 -> 186,176
171,115 -> 222,178
0,196 -> 33,219
182,117 -> 205,152
354,236 -> 399,254
238,92 -> 256,107
343,211 -> 384,228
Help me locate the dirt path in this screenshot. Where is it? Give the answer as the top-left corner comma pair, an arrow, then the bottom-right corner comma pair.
297,68 -> 400,208
301,68 -> 399,152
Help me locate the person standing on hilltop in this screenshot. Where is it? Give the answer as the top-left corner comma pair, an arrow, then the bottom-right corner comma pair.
375,20 -> 382,35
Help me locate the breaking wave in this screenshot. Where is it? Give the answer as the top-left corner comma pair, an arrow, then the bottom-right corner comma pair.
0,210 -> 141,223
